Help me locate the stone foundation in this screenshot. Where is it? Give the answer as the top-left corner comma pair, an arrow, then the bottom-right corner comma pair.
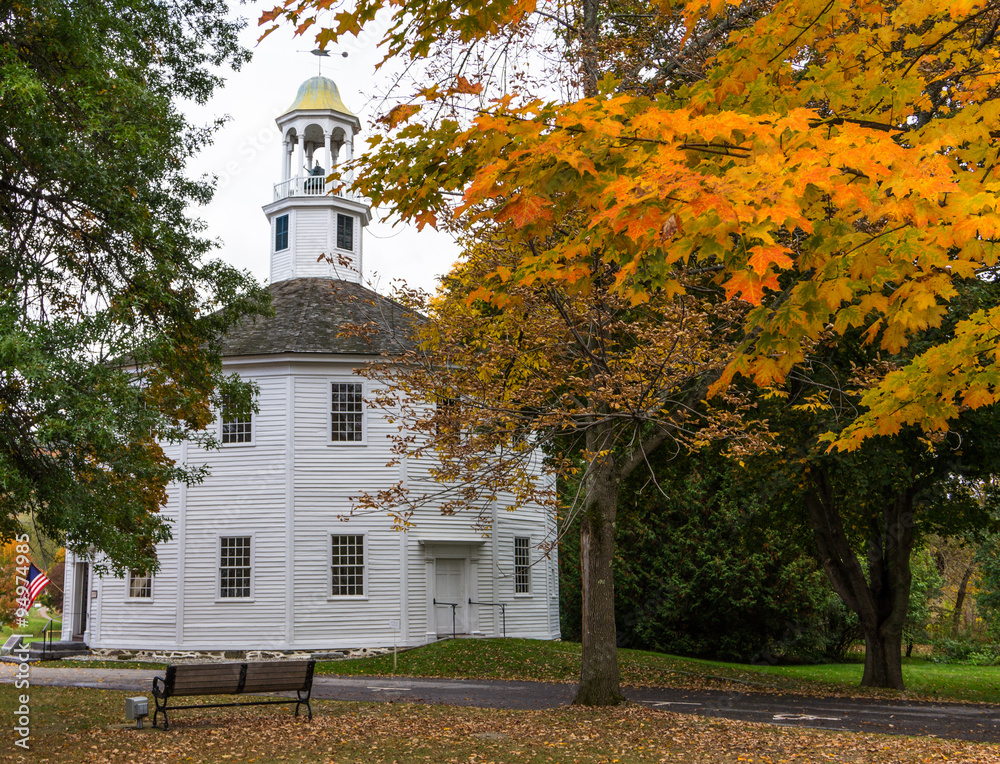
87,646 -> 398,663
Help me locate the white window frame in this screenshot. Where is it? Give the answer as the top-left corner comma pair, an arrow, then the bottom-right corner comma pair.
274,213 -> 290,252
514,536 -> 531,596
328,530 -> 369,600
125,569 -> 154,602
335,213 -> 355,252
216,533 -> 255,602
219,398 -> 255,448
328,379 -> 367,445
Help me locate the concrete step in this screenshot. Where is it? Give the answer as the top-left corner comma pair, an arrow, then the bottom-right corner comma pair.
28,640 -> 90,659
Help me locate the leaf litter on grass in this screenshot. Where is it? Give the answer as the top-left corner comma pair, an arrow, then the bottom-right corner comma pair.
14,698 -> 1000,764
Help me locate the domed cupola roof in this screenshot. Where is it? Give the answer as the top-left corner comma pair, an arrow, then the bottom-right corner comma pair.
282,75 -> 356,118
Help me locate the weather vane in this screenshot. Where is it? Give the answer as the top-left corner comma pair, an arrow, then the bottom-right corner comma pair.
299,47 -> 349,76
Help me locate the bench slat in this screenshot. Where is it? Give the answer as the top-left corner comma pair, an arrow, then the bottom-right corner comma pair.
168,663 -> 243,696
242,660 -> 312,693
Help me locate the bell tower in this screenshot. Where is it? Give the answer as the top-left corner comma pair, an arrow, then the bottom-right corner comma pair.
263,76 -> 372,284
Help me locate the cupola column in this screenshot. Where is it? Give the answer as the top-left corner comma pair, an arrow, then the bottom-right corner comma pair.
295,133 -> 305,178
323,130 -> 333,177
281,137 -> 291,182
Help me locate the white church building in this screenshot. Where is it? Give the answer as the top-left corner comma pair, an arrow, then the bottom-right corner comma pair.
61,76 -> 560,652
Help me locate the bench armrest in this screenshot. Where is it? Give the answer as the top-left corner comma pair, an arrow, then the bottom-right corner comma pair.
152,675 -> 166,697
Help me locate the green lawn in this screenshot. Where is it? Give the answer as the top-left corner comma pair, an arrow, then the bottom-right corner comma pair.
727,657 -> 1000,703
1,610 -> 60,644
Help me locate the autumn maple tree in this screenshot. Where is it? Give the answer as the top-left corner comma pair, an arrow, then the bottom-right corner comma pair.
262,0 -> 1000,693
353,231 -> 752,705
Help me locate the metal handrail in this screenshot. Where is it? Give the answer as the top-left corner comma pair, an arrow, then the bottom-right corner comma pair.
432,599 -> 459,640
40,618 -> 53,660
272,175 -> 365,202
468,599 -> 507,638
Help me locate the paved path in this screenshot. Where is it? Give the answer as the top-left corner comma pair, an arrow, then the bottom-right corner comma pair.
2,665 -> 998,743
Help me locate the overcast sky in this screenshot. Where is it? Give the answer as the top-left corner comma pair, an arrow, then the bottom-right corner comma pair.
185,1 -> 461,296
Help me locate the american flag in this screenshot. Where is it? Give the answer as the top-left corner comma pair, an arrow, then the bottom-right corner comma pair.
19,563 -> 51,612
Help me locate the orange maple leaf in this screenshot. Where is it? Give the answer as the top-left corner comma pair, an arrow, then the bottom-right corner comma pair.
723,271 -> 766,304
380,104 -> 422,129
748,245 -> 794,275
453,76 -> 484,95
497,194 -> 552,228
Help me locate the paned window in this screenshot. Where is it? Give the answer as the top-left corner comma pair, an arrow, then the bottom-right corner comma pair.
221,397 -> 252,444
275,214 -> 289,251
331,382 -> 364,442
331,535 -> 365,596
127,571 -> 152,599
514,537 -> 530,594
435,396 -> 459,440
219,536 -> 251,599
336,213 -> 354,251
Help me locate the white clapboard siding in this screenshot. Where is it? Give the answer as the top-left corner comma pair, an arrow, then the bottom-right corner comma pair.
178,373 -> 290,649
293,209 -> 335,279
270,212 -> 294,283
86,355 -> 558,649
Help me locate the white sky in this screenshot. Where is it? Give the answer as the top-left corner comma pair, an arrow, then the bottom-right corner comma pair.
184,2 -> 462,296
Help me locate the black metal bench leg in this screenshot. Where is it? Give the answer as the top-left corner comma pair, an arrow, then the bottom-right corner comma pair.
296,690 -> 312,720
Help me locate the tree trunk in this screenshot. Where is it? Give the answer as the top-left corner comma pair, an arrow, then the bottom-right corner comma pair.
573,422 -> 624,706
862,624 -> 905,689
951,563 -> 975,636
805,467 -> 913,690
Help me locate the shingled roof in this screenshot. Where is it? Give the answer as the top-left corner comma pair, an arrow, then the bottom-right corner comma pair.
219,277 -> 420,358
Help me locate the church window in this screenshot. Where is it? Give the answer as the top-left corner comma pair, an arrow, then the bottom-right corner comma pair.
331,534 -> 365,596
219,536 -> 252,599
336,213 -> 354,250
331,382 -> 364,442
514,537 -> 530,594
221,397 -> 252,444
275,214 -> 289,251
127,570 -> 152,599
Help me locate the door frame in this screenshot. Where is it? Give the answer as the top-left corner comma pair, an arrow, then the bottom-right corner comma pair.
433,557 -> 468,636
419,540 -> 485,642
72,562 -> 90,640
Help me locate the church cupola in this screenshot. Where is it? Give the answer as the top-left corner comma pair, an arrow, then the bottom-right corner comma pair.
263,76 -> 372,285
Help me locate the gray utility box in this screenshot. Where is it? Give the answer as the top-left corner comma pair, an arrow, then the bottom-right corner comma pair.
125,696 -> 148,720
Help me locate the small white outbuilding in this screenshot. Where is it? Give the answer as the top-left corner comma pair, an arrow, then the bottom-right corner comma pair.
61,76 -> 560,652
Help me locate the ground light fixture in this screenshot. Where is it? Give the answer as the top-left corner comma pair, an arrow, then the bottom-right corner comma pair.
125,696 -> 149,729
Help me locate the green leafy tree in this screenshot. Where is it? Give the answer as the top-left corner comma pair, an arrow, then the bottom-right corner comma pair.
973,532 -> 1000,643
747,332 -> 1000,688
0,0 -> 268,574
561,448 -> 834,663
903,547 -> 944,656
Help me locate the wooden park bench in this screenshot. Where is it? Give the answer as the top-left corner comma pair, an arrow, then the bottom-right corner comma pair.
151,659 -> 315,730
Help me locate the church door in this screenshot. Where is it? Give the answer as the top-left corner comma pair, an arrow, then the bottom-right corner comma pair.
434,558 -> 466,636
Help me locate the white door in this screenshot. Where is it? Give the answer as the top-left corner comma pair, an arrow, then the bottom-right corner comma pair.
434,558 -> 466,635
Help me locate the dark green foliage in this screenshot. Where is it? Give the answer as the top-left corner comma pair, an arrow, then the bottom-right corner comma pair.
560,451 -> 840,663
973,533 -> 1000,643
0,0 -> 269,573
904,547 -> 944,651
